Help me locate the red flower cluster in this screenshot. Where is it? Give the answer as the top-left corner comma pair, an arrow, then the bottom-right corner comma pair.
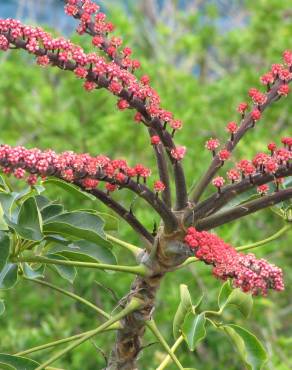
213,137 -> 291,192
184,227 -> 284,295
0,144 -> 156,192
0,17 -> 183,137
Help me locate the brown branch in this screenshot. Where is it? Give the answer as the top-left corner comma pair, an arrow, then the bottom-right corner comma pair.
149,128 -> 172,208
184,165 -> 292,225
196,188 -> 292,231
62,0 -> 188,210
79,185 -> 154,245
190,76 -> 292,204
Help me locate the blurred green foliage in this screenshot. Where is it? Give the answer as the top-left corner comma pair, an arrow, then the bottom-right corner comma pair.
0,0 -> 291,369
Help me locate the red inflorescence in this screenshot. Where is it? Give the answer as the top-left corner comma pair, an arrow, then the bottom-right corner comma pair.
171,146 -> 186,161
151,136 -> 161,145
257,184 -> 269,195
212,176 -> 225,189
205,138 -> 220,152
212,137 -> 292,192
237,102 -> 248,115
154,180 -> 166,193
218,149 -> 231,162
184,227 -> 284,295
226,121 -> 238,134
0,144 -> 153,192
0,17 -> 183,139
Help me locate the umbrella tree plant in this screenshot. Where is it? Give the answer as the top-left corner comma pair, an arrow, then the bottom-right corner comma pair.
0,1 -> 291,369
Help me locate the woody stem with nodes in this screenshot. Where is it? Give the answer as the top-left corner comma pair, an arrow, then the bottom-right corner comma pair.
0,0 -> 291,368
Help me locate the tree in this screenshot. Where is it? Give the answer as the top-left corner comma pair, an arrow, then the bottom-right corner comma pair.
0,1 -> 291,369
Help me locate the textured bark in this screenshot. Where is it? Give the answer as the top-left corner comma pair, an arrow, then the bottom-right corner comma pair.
105,227 -> 192,370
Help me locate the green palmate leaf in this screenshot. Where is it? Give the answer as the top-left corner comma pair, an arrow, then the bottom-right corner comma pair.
0,264 -> 18,289
0,354 -> 40,370
173,284 -> 193,339
5,197 -> 43,241
16,186 -> 45,205
0,362 -> 15,370
223,324 -> 268,370
18,197 -> 43,235
49,240 -> 117,265
23,263 -> 45,279
0,231 -> 10,271
44,178 -> 96,201
0,203 -> 8,230
182,312 -> 206,351
0,193 -> 19,217
0,175 -> 10,192
43,211 -> 112,249
47,254 -> 77,283
218,281 -> 233,309
218,281 -> 253,318
0,299 -> 5,316
41,204 -> 64,222
224,290 -> 253,318
96,212 -> 119,231
35,195 -> 52,210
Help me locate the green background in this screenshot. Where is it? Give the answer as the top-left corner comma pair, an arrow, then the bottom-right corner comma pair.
0,0 -> 291,369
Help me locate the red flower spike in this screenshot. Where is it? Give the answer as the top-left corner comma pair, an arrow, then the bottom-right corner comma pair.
184,227 -> 284,295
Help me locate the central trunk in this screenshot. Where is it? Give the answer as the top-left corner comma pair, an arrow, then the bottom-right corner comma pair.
105,228 -> 191,370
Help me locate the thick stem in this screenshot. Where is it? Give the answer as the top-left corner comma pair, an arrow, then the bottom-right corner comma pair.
35,299 -> 142,370
105,230 -> 188,369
